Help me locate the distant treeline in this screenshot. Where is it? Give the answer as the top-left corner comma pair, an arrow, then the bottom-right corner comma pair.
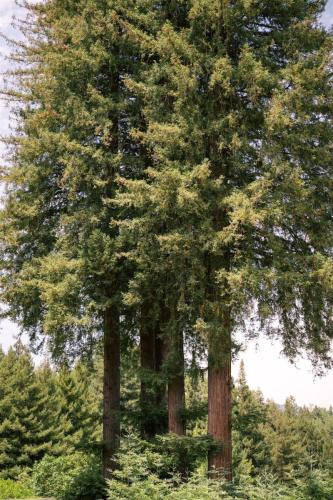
0,343 -> 332,488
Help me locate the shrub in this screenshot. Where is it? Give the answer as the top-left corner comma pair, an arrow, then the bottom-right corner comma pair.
153,434 -> 213,477
106,437 -> 229,500
302,470 -> 333,500
106,438 -> 316,500
32,452 -> 105,500
233,474 -> 302,500
106,433 -> 211,482
0,478 -> 34,499
107,472 -> 230,500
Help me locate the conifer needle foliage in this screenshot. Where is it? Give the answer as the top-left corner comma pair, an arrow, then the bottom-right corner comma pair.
1,0 -> 333,479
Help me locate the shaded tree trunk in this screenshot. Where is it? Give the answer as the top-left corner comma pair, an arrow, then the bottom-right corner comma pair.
102,40 -> 121,479
155,329 -> 168,434
168,329 -> 185,436
103,305 -> 120,479
208,312 -> 232,480
140,302 -> 167,438
140,303 -> 155,438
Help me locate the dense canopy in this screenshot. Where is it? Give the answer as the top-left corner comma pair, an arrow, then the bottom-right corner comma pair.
1,0 -> 333,480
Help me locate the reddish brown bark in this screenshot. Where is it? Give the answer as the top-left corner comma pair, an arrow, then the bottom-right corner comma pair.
103,305 -> 120,479
140,304 -> 155,438
208,320 -> 232,480
168,330 -> 185,436
102,39 -> 121,479
141,299 -> 185,437
140,303 -> 167,438
168,372 -> 185,435
154,331 -> 168,434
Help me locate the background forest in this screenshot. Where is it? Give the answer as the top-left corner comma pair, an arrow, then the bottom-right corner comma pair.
1,344 -> 333,499
1,0 -> 333,498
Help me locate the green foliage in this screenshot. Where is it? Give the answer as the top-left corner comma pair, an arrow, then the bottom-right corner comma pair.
106,434 -> 212,482
0,0 -> 151,363
233,361 -> 269,476
231,472 -> 303,500
186,362 -> 333,483
233,368 -> 333,483
262,398 -> 309,480
106,442 -> 333,500
114,0 -> 333,374
0,345 -> 333,499
107,439 -> 227,500
1,0 -> 332,393
0,478 -> 34,499
0,345 -> 103,480
32,452 -> 105,500
108,473 -> 228,500
55,364 -> 101,452
302,470 -> 333,500
231,470 -> 333,500
0,343 -> 63,479
1,0 -> 333,484
153,434 -> 213,477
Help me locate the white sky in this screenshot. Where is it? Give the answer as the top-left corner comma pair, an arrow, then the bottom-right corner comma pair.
1,0 -> 333,408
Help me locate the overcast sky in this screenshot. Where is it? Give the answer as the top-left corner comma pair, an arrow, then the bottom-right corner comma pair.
1,0 -> 333,408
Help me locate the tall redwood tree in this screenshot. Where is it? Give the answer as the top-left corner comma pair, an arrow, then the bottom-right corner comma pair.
0,0 -> 146,477
116,0 -> 333,478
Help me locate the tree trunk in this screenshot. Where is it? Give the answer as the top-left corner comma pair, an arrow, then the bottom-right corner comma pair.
140,303 -> 157,439
155,330 -> 168,434
208,314 -> 232,481
140,303 -> 167,438
103,305 -> 120,479
168,330 -> 185,436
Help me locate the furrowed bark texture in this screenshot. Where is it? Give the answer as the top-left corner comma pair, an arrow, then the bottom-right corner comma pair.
102,52 -> 120,479
140,304 -> 155,438
208,312 -> 232,480
103,305 -> 120,479
168,329 -> 185,436
140,302 -> 167,438
155,326 -> 168,435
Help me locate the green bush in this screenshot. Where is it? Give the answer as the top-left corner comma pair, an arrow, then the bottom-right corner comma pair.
106,434 -> 211,482
0,478 -> 34,499
108,472 -> 229,500
106,437 -> 229,500
153,434 -> 213,477
231,473 -> 302,500
32,452 -> 105,500
302,470 -> 333,500
108,467 -> 303,500
107,437 -> 331,500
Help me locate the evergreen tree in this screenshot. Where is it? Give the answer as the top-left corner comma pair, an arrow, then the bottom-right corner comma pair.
0,343 -> 61,478
1,0 -> 333,482
233,361 -> 268,476
297,406 -> 333,472
115,0 -> 333,478
0,0 -> 152,476
55,363 -> 100,453
263,397 -> 308,480
261,398 -> 333,479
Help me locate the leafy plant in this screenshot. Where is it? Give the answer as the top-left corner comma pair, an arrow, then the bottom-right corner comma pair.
302,470 -> 333,500
0,478 -> 34,499
32,452 -> 105,500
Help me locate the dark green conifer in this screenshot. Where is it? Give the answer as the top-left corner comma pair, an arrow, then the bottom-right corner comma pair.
0,343 -> 60,478
55,363 -> 100,452
233,361 -> 269,476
